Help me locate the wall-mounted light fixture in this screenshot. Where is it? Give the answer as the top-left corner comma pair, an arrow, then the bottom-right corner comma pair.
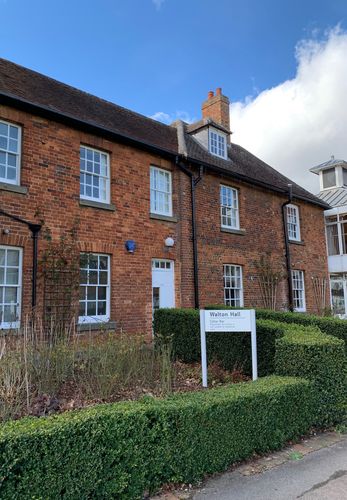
2,228 -> 10,235
125,240 -> 136,253
165,237 -> 175,247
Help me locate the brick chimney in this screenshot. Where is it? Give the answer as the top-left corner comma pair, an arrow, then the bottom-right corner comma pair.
202,87 -> 230,131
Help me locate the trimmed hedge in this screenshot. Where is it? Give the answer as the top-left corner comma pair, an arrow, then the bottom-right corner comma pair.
153,308 -> 286,376
0,376 -> 314,499
208,305 -> 347,353
275,328 -> 346,427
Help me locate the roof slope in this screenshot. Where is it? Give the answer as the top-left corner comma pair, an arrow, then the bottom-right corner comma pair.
0,58 -> 327,208
317,187 -> 347,207
184,132 -> 326,206
0,58 -> 178,154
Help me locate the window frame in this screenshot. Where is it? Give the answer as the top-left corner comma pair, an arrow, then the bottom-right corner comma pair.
80,145 -> 110,204
78,253 -> 111,324
150,166 -> 173,217
291,269 -> 306,312
325,213 -> 347,256
0,120 -> 22,186
209,129 -> 227,159
0,245 -> 23,330
220,184 -> 240,230
286,204 -> 301,242
321,167 -> 336,190
223,264 -> 244,307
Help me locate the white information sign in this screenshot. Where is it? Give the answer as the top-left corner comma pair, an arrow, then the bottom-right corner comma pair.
200,309 -> 258,387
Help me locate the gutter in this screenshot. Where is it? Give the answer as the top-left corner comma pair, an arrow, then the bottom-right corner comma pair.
281,185 -> 294,312
0,208 -> 41,308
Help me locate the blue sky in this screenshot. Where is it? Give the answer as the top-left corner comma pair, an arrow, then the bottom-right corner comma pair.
1,0 -> 347,192
1,0 -> 346,120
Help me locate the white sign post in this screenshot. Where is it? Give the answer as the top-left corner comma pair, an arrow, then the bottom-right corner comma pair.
200,309 -> 257,387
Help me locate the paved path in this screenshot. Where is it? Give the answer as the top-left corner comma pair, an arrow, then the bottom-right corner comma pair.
192,438 -> 347,500
152,432 -> 347,500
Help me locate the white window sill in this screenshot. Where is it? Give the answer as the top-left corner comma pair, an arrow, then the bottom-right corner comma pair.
77,320 -> 116,332
0,182 -> 28,195
289,239 -> 305,246
150,212 -> 178,222
79,199 -> 115,211
221,227 -> 245,235
0,322 -> 20,330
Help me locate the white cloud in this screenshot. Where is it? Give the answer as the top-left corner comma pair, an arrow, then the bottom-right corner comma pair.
152,0 -> 165,10
150,110 -> 196,124
231,26 -> 347,194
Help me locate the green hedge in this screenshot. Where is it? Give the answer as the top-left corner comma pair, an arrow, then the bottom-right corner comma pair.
208,305 -> 347,353
0,376 -> 314,499
153,308 -> 286,376
275,328 -> 346,427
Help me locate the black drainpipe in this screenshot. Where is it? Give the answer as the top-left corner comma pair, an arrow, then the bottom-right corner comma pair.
0,208 -> 42,308
175,157 -> 202,309
282,184 -> 294,312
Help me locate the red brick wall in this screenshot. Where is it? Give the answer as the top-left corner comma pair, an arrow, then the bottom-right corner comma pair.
194,171 -> 329,312
0,104 -> 329,335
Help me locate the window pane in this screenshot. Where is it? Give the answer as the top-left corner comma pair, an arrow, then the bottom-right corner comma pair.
327,224 -> 339,255
6,268 -> 18,285
4,287 -> 17,303
322,168 -> 336,189
220,186 -> 239,229
291,270 -> 305,311
0,122 -> 20,185
97,302 -> 106,315
223,264 -> 243,307
87,287 -> 97,300
342,223 -> 347,254
79,253 -> 109,322
0,247 -> 21,328
7,250 -> 19,266
87,302 -> 97,316
343,169 -> 347,187
3,305 -> 18,323
150,166 -> 172,215
0,123 -> 8,135
331,279 -> 345,315
80,146 -> 109,202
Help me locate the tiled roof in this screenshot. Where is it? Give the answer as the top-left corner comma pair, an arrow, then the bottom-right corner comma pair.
0,58 -> 327,208
0,58 -> 178,154
184,132 -> 327,206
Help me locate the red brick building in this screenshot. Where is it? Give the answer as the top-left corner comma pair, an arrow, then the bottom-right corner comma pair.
0,59 -> 329,334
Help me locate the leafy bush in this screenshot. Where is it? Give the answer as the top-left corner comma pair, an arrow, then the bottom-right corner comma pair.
207,305 -> 347,353
0,376 -> 314,499
154,309 -> 285,376
275,328 -> 346,427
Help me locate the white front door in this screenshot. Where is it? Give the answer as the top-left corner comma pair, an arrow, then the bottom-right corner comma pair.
152,259 -> 175,312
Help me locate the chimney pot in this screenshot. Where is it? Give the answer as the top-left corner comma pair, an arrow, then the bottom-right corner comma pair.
208,90 -> 214,99
216,87 -> 222,96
